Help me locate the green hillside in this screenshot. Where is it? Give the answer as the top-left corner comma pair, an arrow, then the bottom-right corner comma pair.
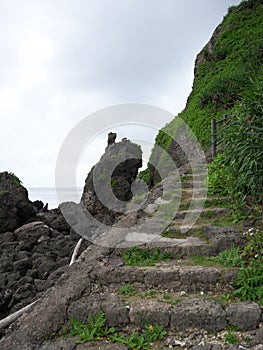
150,0 -> 263,166
146,0 -> 263,210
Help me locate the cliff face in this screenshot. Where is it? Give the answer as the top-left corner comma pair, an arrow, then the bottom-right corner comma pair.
148,0 -> 263,185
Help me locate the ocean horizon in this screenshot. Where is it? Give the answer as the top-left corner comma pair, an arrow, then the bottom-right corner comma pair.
28,187 -> 82,209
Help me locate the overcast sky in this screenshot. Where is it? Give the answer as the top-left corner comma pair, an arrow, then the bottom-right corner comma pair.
0,0 -> 241,190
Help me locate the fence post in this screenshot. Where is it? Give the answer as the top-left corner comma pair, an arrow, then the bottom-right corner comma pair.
211,119 -> 216,158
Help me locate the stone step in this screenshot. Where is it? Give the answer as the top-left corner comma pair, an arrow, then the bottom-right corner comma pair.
173,207 -> 229,220
91,259 -> 238,294
128,298 -> 262,332
38,296 -> 263,349
181,181 -> 205,188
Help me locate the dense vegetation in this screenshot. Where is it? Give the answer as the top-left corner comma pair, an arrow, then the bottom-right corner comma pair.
154,0 -> 263,149
208,79 -> 263,210
148,0 -> 263,210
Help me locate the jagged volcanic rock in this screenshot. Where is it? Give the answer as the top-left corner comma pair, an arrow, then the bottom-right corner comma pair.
0,172 -> 36,233
81,135 -> 142,224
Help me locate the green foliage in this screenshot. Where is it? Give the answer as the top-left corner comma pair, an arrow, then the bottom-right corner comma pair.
110,324 -> 167,350
147,0 -> 263,178
224,326 -> 239,345
143,290 -> 158,298
162,293 -> 171,300
119,284 -> 137,297
200,70 -> 248,110
110,177 -> 118,188
143,324 -> 167,342
215,80 -> 263,209
208,154 -> 236,197
69,312 -> 167,349
8,172 -> 24,189
233,266 -> 263,305
162,227 -> 209,243
69,312 -> 116,344
212,245 -> 244,267
123,246 -> 172,266
241,228 -> 263,266
138,168 -> 151,186
228,228 -> 263,305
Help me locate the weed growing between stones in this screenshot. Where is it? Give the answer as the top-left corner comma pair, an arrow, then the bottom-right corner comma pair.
123,246 -> 173,266
224,326 -> 240,345
68,311 -> 167,349
119,284 -> 137,297
162,227 -> 209,243
233,266 -> 263,305
69,312 -> 116,343
211,245 -> 244,267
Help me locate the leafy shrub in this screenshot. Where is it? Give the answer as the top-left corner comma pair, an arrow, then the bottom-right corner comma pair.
233,266 -> 263,305
223,228 -> 263,305
70,312 -> 115,344
200,71 -> 248,110
208,154 -> 236,196
208,79 -> 263,212
69,311 -> 167,349
212,245 -> 244,267
138,168 -> 151,186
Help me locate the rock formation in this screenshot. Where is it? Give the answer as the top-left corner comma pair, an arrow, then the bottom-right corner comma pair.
81,134 -> 142,224
0,218 -> 89,321
0,172 -> 36,233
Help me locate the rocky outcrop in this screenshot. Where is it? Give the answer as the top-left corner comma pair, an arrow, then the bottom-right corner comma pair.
194,23 -> 223,74
0,136 -> 143,321
81,134 -> 142,224
0,172 -> 36,233
0,222 -> 88,320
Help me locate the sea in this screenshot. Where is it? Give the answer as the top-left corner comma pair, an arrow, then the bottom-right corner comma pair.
28,187 -> 82,209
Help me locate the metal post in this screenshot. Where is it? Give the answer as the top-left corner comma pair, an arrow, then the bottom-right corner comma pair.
211,119 -> 216,158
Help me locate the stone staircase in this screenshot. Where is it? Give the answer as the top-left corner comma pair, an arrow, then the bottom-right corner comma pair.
94,162 -> 239,250
37,243 -> 261,350
65,163 -> 261,348
2,165 -> 261,350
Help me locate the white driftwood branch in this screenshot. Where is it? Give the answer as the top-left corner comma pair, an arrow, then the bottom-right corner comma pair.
69,238 -> 83,266
0,299 -> 39,331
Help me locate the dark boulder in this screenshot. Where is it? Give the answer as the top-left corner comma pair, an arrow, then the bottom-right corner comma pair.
37,208 -> 71,233
0,172 -> 36,233
32,200 -> 44,211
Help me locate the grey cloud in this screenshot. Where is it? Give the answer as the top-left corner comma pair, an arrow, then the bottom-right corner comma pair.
46,0 -> 226,96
